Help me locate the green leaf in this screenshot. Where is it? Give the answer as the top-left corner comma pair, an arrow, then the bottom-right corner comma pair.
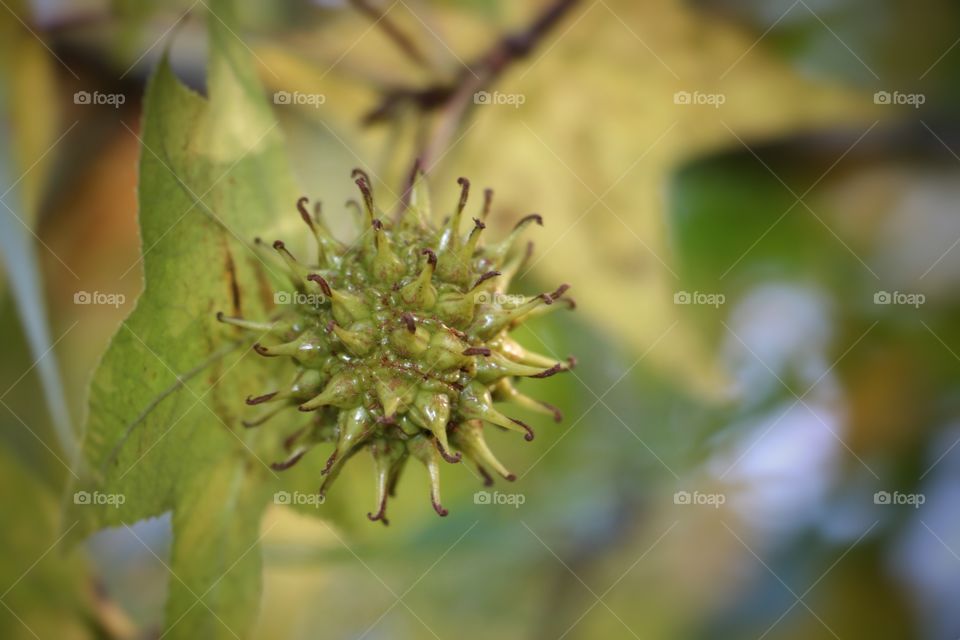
72,1 -> 302,637
166,457 -> 270,638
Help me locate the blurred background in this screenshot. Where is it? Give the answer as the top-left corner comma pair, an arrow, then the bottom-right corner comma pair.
2,0 -> 960,638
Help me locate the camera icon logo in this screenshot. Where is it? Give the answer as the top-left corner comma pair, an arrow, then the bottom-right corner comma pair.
873,291 -> 891,304
274,291 -> 293,305
473,490 -> 491,504
273,90 -> 292,105
673,490 -> 691,505
73,490 -> 91,504
273,491 -> 292,505
74,291 -> 92,304
673,291 -> 691,304
873,491 -> 891,505
873,91 -> 891,105
473,91 -> 491,105
673,91 -> 691,105
74,91 -> 91,105
475,291 -> 492,304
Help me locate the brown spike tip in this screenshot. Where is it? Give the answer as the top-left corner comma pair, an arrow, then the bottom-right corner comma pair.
481,188 -> 493,218
246,391 -> 277,405
472,270 -> 501,289
456,177 -> 470,212
542,401 -> 563,423
477,465 -> 495,487
351,167 -> 372,186
548,283 -> 571,302
367,510 -> 389,526
515,213 -> 543,229
283,427 -> 306,450
437,439 -> 462,464
511,417 -> 535,441
296,197 -> 315,228
530,363 -> 564,379
270,449 -> 306,471
354,178 -> 374,213
307,273 -> 333,297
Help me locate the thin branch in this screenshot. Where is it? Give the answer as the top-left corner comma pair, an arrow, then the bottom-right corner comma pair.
362,0 -> 581,165
348,0 -> 435,72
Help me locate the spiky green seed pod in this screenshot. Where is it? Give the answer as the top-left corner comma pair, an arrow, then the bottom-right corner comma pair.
218,167 -> 575,524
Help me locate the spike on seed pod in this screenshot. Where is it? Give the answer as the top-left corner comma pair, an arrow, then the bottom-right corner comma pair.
271,447 -> 307,471
459,218 -> 486,262
401,158 -> 431,228
481,188 -> 493,219
472,270 -> 501,290
463,346 -> 491,357
246,391 -> 277,405
224,169 -> 574,521
401,313 -> 416,333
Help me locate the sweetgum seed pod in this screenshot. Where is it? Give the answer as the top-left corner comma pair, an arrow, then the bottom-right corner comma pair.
218,168 -> 574,522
